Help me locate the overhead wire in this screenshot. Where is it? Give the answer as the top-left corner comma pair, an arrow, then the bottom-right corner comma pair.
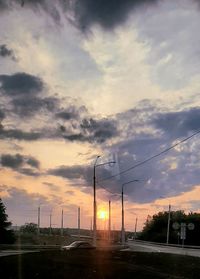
99,129 -> 200,182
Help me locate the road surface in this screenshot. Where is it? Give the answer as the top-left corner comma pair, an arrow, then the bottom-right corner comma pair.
127,240 -> 200,257
0,250 -> 38,257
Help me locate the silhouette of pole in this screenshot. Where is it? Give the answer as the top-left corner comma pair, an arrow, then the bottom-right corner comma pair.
93,156 -> 115,246
166,204 -> 171,244
121,180 -> 139,245
78,207 -> 80,239
108,200 -> 111,242
61,209 -> 63,236
134,217 -> 138,240
93,156 -> 100,247
49,212 -> 52,235
37,206 -> 40,235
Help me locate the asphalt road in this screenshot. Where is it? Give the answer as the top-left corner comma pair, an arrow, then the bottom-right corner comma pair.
0,250 -> 38,257
127,240 -> 200,257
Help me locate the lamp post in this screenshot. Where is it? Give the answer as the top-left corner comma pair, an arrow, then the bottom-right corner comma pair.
108,200 -> 111,242
93,156 -> 115,247
160,196 -> 171,245
121,180 -> 139,246
166,204 -> 171,245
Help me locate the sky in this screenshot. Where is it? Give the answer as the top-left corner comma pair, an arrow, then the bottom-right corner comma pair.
1,0 -> 200,232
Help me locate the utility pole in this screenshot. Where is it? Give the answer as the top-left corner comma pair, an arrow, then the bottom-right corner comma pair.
61,209 -> 64,236
108,200 -> 111,242
93,156 -> 115,247
121,187 -> 125,245
37,206 -> 40,236
134,217 -> 138,240
49,212 -> 52,235
93,156 -> 99,247
121,180 -> 139,246
166,204 -> 171,244
90,218 -> 93,237
78,207 -> 80,239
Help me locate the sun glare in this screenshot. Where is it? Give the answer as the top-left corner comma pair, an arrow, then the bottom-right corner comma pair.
97,210 -> 108,220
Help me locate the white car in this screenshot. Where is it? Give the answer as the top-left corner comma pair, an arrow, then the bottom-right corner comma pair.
61,241 -> 95,251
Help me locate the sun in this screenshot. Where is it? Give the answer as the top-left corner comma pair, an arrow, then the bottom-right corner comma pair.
97,210 -> 108,220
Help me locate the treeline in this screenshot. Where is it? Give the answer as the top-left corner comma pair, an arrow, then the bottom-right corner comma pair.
139,210 -> 200,245
19,222 -> 92,236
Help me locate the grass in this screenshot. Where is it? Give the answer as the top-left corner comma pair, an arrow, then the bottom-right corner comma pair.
0,250 -> 200,278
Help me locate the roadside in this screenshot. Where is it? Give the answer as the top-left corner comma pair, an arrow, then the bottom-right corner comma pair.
0,249 -> 200,278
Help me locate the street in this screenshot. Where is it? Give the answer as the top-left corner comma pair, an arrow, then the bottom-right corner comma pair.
127,240 -> 200,257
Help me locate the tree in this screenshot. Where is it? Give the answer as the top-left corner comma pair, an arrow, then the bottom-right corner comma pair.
0,198 -> 15,244
139,210 -> 186,244
20,223 -> 38,234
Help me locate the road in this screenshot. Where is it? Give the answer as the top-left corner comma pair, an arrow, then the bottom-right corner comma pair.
127,240 -> 200,257
0,250 -> 38,257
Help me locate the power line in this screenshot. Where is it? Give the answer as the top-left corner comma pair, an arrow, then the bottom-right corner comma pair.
97,184 -> 120,196
99,129 -> 200,182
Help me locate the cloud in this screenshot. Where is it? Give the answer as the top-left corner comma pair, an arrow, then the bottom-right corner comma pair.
0,44 -> 16,60
80,117 -> 119,143
43,182 -> 60,191
11,96 -> 59,117
0,186 -> 54,225
0,109 -> 5,121
0,72 -> 60,118
1,154 -> 24,169
0,72 -> 44,97
134,0 -> 200,90
0,0 -> 159,31
55,105 -> 87,121
65,0 -> 158,32
48,165 -> 91,180
0,153 -> 40,170
60,116 -> 119,143
152,107 -> 200,138
0,127 -> 42,140
47,163 -> 113,186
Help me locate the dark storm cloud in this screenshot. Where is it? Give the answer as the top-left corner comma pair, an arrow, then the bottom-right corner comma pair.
0,127 -> 42,140
65,0 -> 159,31
0,0 -> 159,31
63,133 -> 86,142
0,44 -> 15,60
26,157 -> 40,168
60,117 -> 119,143
11,96 -> 59,117
0,153 -> 40,169
56,111 -> 77,120
48,163 -> 112,186
0,109 -> 5,121
48,165 -> 91,180
0,72 -> 44,97
55,105 -> 87,120
19,168 -> 41,176
152,107 -> 200,138
1,154 -> 24,169
80,118 -> 119,143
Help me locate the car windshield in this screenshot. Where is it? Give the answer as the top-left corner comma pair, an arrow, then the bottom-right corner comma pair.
1,1 -> 200,279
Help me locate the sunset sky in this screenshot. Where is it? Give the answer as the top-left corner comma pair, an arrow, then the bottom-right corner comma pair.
1,0 -> 200,232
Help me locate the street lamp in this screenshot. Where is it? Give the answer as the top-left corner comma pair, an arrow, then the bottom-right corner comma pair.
93,156 -> 115,247
160,196 -> 171,245
166,204 -> 171,245
121,180 -> 139,246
